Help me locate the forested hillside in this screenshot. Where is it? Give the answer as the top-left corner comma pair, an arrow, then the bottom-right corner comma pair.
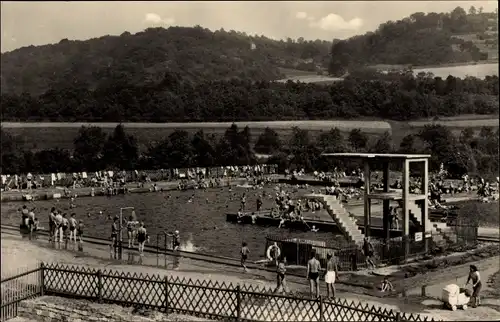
329,6 -> 498,76
0,26 -> 331,95
1,6 -> 497,95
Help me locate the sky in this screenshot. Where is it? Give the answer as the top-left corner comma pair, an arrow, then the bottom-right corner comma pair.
1,1 -> 498,53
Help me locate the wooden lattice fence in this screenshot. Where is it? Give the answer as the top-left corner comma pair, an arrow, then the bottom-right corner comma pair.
1,263 -> 436,322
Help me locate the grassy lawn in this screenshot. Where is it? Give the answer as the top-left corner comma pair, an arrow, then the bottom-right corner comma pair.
454,200 -> 500,228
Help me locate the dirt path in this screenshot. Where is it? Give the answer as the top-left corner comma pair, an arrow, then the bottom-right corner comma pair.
2,234 -> 499,321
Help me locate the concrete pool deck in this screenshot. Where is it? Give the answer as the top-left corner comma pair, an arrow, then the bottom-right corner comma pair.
3,231 -> 499,321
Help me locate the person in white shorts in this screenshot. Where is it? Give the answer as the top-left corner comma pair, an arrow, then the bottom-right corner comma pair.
325,252 -> 339,300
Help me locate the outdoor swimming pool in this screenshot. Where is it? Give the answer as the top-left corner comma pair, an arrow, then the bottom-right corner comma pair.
0,186 -> 336,260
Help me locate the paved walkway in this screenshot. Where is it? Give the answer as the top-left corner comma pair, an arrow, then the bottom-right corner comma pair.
3,233 -> 500,321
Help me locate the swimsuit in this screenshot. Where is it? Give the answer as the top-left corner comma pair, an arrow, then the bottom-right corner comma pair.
111,224 -> 118,239
137,230 -> 147,243
173,236 -> 180,249
308,272 -> 319,280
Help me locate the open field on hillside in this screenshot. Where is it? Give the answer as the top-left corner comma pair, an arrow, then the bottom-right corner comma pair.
408,116 -> 499,129
278,67 -> 320,77
1,116 -> 497,152
279,62 -> 499,85
276,75 -> 344,84
277,68 -> 344,84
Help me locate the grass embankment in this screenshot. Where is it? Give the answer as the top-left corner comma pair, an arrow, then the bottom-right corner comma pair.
453,200 -> 499,228
339,244 -> 500,297
487,271 -> 500,298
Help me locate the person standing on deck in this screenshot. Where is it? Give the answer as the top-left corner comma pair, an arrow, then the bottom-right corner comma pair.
69,213 -> 77,243
127,215 -> 137,248
136,223 -> 148,257
61,213 -> 69,245
466,265 -> 482,307
325,252 -> 339,300
363,237 -> 376,270
20,205 -> 29,227
268,242 -> 280,266
110,217 -> 119,256
54,211 -> 63,243
307,250 -> 321,299
76,220 -> 84,251
240,242 -> 250,272
27,208 -> 36,234
274,256 -> 289,294
168,230 -> 181,270
171,230 -> 181,251
48,207 -> 56,242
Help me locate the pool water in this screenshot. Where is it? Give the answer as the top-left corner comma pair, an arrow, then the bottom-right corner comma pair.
1,186 -> 336,260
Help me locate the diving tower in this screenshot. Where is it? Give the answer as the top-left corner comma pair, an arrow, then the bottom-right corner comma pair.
320,153 -> 432,259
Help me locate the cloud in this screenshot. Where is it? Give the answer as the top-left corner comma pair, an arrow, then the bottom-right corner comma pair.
144,13 -> 175,26
309,13 -> 363,31
295,12 -> 308,20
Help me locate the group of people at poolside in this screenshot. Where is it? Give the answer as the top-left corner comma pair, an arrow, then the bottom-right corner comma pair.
19,204 -> 84,250
241,243 -> 341,300
109,214 -> 181,259
242,241 -> 483,308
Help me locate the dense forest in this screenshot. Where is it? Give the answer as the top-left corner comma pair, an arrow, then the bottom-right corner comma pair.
1,6 -> 497,95
1,123 -> 498,180
1,73 -> 498,122
329,6 -> 498,75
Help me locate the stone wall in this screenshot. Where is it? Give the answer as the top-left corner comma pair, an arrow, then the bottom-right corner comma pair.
18,296 -> 207,322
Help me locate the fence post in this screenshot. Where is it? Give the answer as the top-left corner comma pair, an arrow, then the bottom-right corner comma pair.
318,296 -> 323,322
40,262 -> 45,296
164,276 -> 169,313
97,270 -> 103,303
395,312 -> 401,321
156,235 -> 159,267
236,284 -> 241,321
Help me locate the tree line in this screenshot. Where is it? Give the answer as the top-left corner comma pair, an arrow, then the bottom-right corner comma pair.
1,73 -> 498,122
1,123 -> 498,180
